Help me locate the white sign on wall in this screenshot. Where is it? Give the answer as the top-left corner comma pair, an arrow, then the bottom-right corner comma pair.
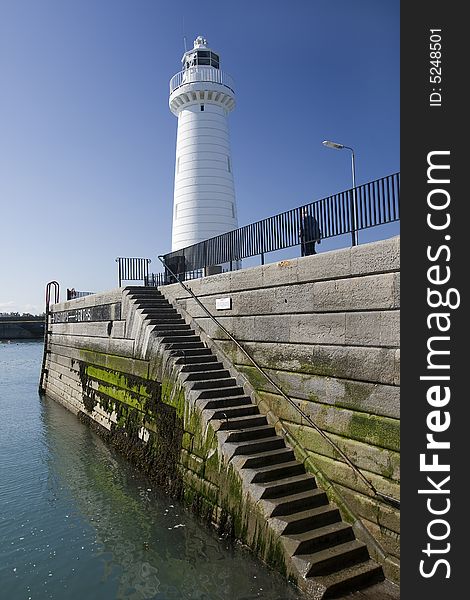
215,297 -> 232,310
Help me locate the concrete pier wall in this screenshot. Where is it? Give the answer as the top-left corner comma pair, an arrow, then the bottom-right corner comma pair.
43,289 -> 289,579
161,237 -> 400,580
43,236 -> 400,586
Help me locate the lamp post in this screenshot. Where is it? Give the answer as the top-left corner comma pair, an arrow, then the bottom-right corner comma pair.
322,140 -> 358,246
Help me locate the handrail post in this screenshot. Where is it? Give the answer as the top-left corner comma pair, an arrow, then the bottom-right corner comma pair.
350,150 -> 358,246
260,222 -> 265,265
116,258 -> 122,287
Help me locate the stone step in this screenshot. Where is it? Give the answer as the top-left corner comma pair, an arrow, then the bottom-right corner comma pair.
126,288 -> 163,296
144,314 -> 179,322
202,395 -> 253,410
197,385 -> 245,399
174,353 -> 218,364
183,369 -> 230,381
283,522 -> 354,556
160,335 -> 202,344
294,540 -> 370,577
172,349 -> 214,361
225,425 -> 277,443
155,329 -> 196,338
310,559 -> 384,598
164,341 -> 205,350
152,323 -> 191,332
142,307 -> 174,315
249,461 -> 305,484
260,473 -> 317,500
231,435 -> 285,455
136,301 -> 170,308
240,447 -> 295,469
280,506 -> 343,536
140,304 -> 181,319
216,414 -> 267,431
269,488 -> 328,517
127,293 -> 164,300
143,308 -> 178,316
126,285 -> 161,290
148,321 -> 186,330
190,377 -> 237,390
208,404 -> 259,420
148,321 -> 186,331
180,361 -> 224,372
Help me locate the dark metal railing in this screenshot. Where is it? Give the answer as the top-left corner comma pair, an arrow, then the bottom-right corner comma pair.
145,269 -> 204,287
160,172 -> 400,278
144,273 -> 166,287
116,257 -> 151,287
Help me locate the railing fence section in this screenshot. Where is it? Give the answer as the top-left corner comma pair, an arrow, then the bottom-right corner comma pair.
66,289 -> 95,300
116,257 -> 151,287
170,67 -> 235,94
160,172 -> 400,279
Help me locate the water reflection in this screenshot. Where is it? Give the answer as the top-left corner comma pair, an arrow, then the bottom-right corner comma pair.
0,341 -> 300,600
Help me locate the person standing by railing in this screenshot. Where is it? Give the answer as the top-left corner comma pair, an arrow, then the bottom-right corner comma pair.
299,206 -> 321,256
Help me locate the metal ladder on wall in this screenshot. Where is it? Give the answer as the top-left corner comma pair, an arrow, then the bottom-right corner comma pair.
39,281 -> 60,394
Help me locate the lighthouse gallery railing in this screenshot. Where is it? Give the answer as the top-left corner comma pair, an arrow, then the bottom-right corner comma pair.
170,67 -> 235,94
158,172 -> 400,280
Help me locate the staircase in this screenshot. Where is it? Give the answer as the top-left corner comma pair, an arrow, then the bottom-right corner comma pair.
126,286 -> 384,598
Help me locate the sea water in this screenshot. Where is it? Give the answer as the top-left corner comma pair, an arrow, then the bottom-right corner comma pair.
0,340 -> 300,600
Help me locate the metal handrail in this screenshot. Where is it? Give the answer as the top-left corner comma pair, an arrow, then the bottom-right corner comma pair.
162,172 -> 400,279
170,66 -> 235,94
158,255 -> 399,509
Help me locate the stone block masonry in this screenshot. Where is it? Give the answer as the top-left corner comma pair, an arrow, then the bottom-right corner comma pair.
162,237 -> 400,582
42,237 -> 399,596
43,288 -> 293,589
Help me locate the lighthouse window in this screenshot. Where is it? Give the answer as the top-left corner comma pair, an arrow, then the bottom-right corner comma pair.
200,104 -> 205,111
190,50 -> 220,69
210,52 -> 220,68
227,157 -> 231,172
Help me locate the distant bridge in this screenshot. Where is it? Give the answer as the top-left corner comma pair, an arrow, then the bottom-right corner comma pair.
0,317 -> 44,340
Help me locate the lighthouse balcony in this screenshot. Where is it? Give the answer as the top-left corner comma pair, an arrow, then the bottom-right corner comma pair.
170,66 -> 234,95
169,68 -> 236,115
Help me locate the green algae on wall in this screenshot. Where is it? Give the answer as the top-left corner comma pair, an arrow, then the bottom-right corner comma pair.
71,346 -> 299,584
78,360 -> 162,415
76,357 -> 183,494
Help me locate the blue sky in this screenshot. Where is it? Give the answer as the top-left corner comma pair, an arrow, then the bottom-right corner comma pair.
0,0 -> 399,314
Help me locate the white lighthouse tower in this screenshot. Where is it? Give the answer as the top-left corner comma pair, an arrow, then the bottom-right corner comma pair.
169,36 -> 238,251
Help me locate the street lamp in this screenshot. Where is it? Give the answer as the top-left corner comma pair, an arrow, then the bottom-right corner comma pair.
322,140 -> 358,246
